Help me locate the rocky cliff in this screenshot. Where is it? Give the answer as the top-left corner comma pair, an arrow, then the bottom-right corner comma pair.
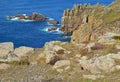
60,0 -> 120,43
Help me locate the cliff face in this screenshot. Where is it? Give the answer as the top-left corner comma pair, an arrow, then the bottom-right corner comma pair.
60,0 -> 120,43
60,4 -> 94,33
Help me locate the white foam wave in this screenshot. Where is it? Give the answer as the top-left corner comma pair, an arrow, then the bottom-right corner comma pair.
41,27 -> 63,34
11,18 -> 34,22
48,17 -> 55,21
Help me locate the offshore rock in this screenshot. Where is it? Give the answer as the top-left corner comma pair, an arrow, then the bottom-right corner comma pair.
48,27 -> 57,32
0,42 -> 14,58
48,20 -> 59,25
8,12 -> 47,21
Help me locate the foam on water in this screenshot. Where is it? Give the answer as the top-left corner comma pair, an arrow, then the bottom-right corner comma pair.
8,17 -> 34,22
48,17 -> 55,21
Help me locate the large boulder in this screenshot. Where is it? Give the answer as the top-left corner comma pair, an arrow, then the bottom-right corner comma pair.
43,41 -> 69,64
0,42 -> 14,58
13,46 -> 34,57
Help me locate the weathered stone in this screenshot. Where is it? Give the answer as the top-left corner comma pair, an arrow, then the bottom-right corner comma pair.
13,46 -> 34,57
0,63 -> 10,70
53,60 -> 70,69
46,54 -> 61,65
0,42 -> 14,58
79,52 -> 120,74
43,41 -> 70,64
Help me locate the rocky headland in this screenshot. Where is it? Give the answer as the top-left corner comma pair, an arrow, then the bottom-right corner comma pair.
0,0 -> 120,81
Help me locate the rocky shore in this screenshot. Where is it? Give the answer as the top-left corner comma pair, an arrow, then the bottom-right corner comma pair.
0,0 -> 120,81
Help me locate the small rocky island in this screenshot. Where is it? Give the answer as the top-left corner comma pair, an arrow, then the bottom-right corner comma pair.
1,0 -> 120,81
8,12 -> 47,21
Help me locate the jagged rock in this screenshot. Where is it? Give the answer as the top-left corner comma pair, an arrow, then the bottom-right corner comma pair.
79,52 -> 120,74
0,42 -> 14,58
16,14 -> 26,19
43,41 -> 69,64
49,20 -> 59,25
48,27 -> 57,32
8,13 -> 47,21
29,13 -> 47,21
71,24 -> 92,43
60,4 -> 93,33
13,46 -> 34,57
60,3 -> 120,44
0,63 -> 10,70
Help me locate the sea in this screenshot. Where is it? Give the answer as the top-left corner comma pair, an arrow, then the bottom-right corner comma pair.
0,0 -> 114,48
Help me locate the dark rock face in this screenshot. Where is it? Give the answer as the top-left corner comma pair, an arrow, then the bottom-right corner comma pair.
48,20 -> 59,25
8,13 -> 47,21
48,27 -> 57,32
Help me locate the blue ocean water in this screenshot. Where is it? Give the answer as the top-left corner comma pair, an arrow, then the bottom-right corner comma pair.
0,0 -> 114,48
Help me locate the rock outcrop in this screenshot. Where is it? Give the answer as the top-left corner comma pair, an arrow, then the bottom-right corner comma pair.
43,41 -> 69,64
60,4 -> 95,33
13,46 -> 34,57
60,1 -> 120,43
0,42 -> 14,58
79,52 -> 120,74
8,12 -> 47,21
